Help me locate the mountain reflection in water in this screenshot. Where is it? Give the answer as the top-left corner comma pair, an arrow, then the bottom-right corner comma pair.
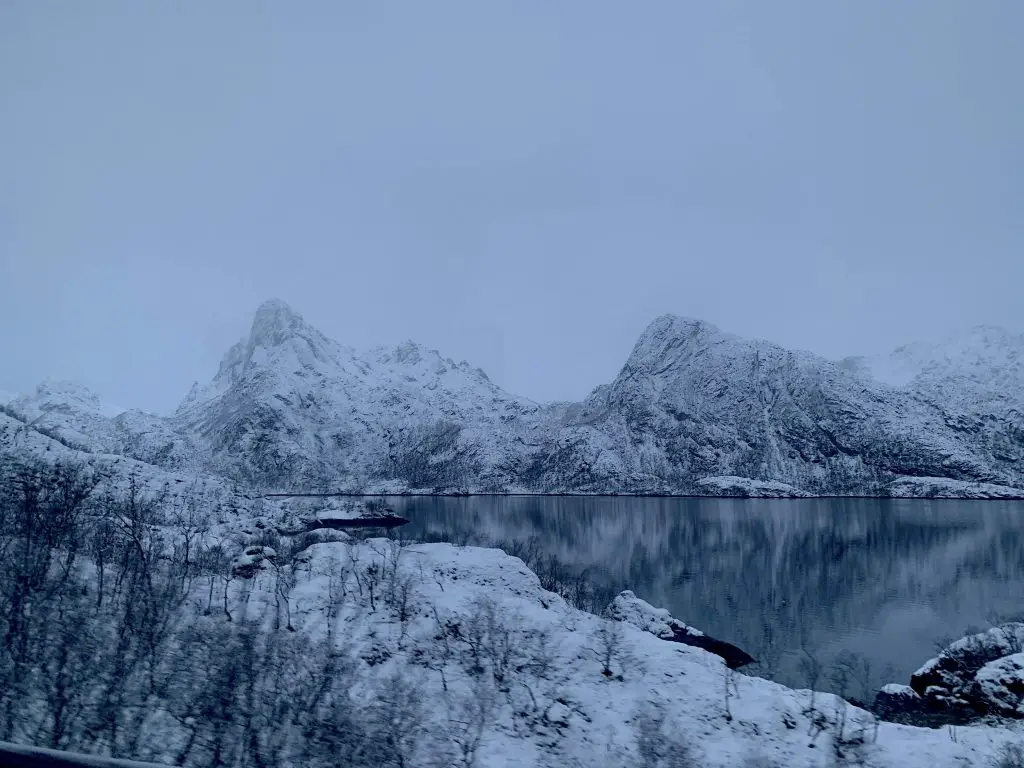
388,496 -> 1024,695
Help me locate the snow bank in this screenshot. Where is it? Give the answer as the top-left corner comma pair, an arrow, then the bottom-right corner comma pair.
697,476 -> 812,498
886,477 -> 1024,499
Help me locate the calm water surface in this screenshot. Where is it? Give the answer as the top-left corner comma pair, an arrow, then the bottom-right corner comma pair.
385,496 -> 1024,695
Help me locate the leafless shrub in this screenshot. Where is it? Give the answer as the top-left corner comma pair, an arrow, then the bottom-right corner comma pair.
633,700 -> 700,768
445,673 -> 500,768
588,615 -> 629,680
992,742 -> 1024,768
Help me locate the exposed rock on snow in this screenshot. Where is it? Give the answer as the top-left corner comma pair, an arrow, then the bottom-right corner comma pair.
873,684 -> 925,722
912,624 -> 1024,696
231,546 -> 277,578
606,590 -> 755,669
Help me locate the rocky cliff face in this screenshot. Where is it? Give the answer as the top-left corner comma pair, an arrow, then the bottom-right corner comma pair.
3,300 -> 1022,497
550,315 -> 1024,494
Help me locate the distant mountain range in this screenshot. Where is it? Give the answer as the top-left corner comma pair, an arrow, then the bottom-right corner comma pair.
2,299 -> 1022,498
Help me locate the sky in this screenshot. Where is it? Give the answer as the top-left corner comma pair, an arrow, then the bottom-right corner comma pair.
1,1 -> 1022,413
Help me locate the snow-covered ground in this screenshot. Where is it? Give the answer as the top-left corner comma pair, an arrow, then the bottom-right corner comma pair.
209,537 -> 1024,767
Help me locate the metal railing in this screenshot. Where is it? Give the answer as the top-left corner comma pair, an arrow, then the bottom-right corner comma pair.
0,741 -> 170,768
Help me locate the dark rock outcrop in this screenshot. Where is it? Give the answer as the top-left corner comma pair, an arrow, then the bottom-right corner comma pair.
873,684 -> 925,723
232,545 -> 277,578
605,590 -> 754,669
876,623 -> 1024,724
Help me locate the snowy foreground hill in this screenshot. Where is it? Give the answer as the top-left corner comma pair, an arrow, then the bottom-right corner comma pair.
156,538 -> 1024,766
2,299 -> 1024,497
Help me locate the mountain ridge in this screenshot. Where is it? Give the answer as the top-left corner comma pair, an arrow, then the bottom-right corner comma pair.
2,299 -> 1022,498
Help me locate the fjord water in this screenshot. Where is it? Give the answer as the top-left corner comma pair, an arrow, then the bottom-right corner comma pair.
392,496 -> 1024,694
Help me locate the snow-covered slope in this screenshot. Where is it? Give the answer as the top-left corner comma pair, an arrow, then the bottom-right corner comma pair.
3,300 -> 1022,497
2,379 -> 199,470
843,326 -> 1024,415
146,536 -> 1024,766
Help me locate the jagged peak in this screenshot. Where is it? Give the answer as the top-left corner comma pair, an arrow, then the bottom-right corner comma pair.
376,340 -> 492,381
13,379 -> 125,418
627,314 -> 740,363
642,314 -> 723,338
248,298 -> 315,348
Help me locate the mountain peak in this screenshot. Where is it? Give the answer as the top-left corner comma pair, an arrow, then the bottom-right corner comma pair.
248,299 -> 309,347
644,314 -> 722,337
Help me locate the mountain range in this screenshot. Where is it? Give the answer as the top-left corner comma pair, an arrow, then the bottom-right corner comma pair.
2,299 -> 1022,498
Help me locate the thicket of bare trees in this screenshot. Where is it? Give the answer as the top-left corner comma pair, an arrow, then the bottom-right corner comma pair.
0,456 -> 437,766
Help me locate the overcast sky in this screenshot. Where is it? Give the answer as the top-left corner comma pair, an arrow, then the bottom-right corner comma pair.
2,1 -> 1022,413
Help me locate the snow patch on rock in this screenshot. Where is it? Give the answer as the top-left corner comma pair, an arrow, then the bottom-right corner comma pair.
697,476 -> 811,498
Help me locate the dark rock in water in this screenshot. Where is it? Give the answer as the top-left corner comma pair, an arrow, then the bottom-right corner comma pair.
272,497 -> 410,533
674,630 -> 756,670
605,590 -> 755,669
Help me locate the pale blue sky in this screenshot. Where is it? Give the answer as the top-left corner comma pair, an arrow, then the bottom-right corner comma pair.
2,1 -> 1022,412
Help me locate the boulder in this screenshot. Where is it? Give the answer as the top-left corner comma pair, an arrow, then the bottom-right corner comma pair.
876,624 -> 1024,724
873,684 -> 924,721
911,623 -> 1024,699
605,590 -> 755,669
232,546 -> 277,578
970,653 -> 1024,717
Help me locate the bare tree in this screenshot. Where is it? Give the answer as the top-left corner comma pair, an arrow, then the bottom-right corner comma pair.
588,615 -> 628,679
445,673 -> 499,768
634,701 -> 700,768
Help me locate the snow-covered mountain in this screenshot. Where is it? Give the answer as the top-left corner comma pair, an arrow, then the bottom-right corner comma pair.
556,315 -> 1024,494
2,300 -> 1022,497
842,325 -> 1024,428
169,299 -> 547,491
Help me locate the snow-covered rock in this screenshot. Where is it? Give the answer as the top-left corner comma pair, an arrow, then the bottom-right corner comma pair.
912,624 -> 1024,697
873,684 -> 925,722
605,590 -> 754,668
232,546 -> 277,578
893,624 -> 1024,720
885,476 -> 1024,499
971,653 -> 1024,718
696,475 -> 812,498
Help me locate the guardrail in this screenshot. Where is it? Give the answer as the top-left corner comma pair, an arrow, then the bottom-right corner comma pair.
0,741 -> 170,768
